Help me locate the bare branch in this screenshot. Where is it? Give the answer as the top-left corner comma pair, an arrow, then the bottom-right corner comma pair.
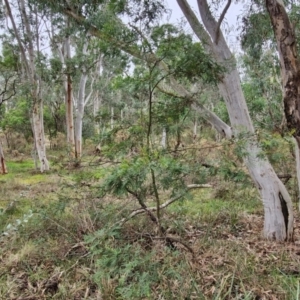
129,23 -> 153,54
118,184 -> 213,225
0,75 -> 17,105
215,0 -> 232,44
125,187 -> 159,224
4,0 -> 31,77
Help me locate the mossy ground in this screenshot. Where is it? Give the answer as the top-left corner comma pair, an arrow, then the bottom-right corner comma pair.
0,154 -> 300,299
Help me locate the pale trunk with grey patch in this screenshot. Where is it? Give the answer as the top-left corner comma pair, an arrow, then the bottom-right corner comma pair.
176,0 -> 293,240
5,0 -> 50,172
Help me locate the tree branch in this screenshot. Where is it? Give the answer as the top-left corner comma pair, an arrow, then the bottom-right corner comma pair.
118,184 -> 213,225
176,0 -> 213,51
215,0 -> 232,44
125,187 -> 159,224
196,0 -> 230,53
0,75 -> 17,104
4,0 -> 31,77
60,3 -> 233,139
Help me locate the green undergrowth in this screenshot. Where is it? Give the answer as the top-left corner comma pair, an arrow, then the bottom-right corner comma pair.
0,158 -> 300,299
170,187 -> 261,222
1,160 -> 34,181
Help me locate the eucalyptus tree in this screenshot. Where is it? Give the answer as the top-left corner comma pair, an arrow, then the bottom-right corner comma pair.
33,0 -> 231,138
266,0 -> 300,210
4,0 -> 50,172
241,0 -> 300,209
241,52 -> 284,131
72,35 -> 103,159
91,50 -> 130,134
0,40 -> 19,173
33,0 -> 296,240
51,17 -> 76,156
0,42 -> 18,174
175,0 -> 295,241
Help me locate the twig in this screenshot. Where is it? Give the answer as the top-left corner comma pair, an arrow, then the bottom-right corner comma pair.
125,187 -> 159,224
0,74 -> 17,105
187,184 -> 212,188
166,235 -> 194,255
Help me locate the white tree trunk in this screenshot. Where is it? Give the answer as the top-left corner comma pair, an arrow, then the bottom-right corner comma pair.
32,100 -> 50,172
64,34 -> 75,155
75,72 -> 88,159
120,108 -> 124,122
161,128 -> 167,149
74,39 -> 96,159
4,0 -> 50,172
157,79 -> 233,138
93,91 -> 101,135
110,106 -> 114,129
93,54 -> 103,135
63,1 -> 294,239
0,140 -> 8,174
64,7 -> 233,141
191,103 -> 232,138
56,20 -> 75,156
193,118 -> 197,139
176,0 -> 294,240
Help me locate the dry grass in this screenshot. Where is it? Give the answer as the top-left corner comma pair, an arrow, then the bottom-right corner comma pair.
1,154 -> 300,299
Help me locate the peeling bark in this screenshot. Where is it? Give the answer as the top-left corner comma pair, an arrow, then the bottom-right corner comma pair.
293,138 -> 300,210
266,0 -> 300,136
50,0 -> 293,240
176,0 -> 294,240
266,0 -> 300,211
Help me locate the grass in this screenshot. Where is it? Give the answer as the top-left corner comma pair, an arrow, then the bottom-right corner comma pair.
0,154 -> 300,299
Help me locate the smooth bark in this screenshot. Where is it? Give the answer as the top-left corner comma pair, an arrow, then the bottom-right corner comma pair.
4,0 -> 49,172
161,128 -> 167,148
32,100 -> 50,171
157,79 -> 233,138
74,39 -> 96,159
58,22 -> 75,156
93,55 -> 103,134
94,91 -> 101,135
110,107 -> 114,130
193,118 -> 197,139
74,71 -> 88,159
176,0 -> 293,240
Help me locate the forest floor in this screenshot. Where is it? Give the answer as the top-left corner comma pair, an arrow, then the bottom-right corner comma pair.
1,154 -> 300,299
